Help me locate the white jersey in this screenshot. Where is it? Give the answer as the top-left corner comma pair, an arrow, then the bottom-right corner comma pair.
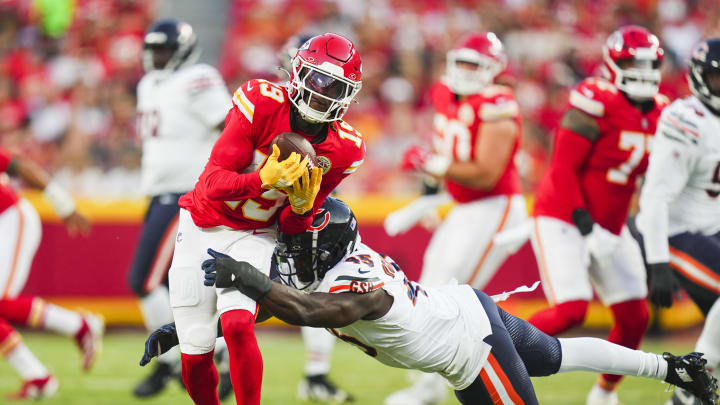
137,63 -> 232,196
637,96 -> 720,263
314,243 -> 492,390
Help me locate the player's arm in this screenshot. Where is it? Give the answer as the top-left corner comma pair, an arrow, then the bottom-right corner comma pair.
638,108 -> 696,307
201,249 -> 391,328
0,148 -> 89,235
443,118 -> 519,189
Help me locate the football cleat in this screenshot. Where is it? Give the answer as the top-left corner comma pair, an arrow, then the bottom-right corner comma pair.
664,388 -> 705,405
6,375 -> 59,400
663,352 -> 719,405
585,384 -> 622,405
133,361 -> 175,398
74,313 -> 104,371
298,374 -> 355,403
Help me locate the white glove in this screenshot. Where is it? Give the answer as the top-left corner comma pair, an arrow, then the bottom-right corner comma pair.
584,223 -> 621,263
383,193 -> 452,236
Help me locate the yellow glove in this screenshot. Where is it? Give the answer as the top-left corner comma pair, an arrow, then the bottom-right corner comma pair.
286,166 -> 323,215
258,144 -> 309,189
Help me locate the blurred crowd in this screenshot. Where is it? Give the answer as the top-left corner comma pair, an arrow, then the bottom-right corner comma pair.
1,0 -> 719,197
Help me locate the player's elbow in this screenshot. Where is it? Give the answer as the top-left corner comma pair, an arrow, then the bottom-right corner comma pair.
469,167 -> 503,190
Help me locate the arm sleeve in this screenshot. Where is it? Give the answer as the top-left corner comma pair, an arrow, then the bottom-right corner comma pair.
187,66 -> 233,129
546,126 -> 594,215
638,112 -> 696,263
201,108 -> 264,201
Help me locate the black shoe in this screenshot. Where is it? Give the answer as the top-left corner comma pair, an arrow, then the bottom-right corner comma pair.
214,346 -> 233,401
667,388 -> 704,405
297,374 -> 355,403
663,352 -> 719,405
133,362 -> 173,398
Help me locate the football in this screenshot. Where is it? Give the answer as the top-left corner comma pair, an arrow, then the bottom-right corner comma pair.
270,132 -> 317,168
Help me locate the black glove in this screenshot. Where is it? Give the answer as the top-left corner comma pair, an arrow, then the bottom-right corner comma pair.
202,248 -> 273,302
648,262 -> 679,308
139,322 -> 179,366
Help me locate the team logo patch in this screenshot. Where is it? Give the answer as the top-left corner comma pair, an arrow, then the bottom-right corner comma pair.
316,156 -> 332,174
309,209 -> 331,231
458,103 -> 474,125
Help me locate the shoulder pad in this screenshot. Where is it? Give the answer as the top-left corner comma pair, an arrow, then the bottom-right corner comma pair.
186,65 -> 224,94
657,101 -> 700,145
568,78 -> 618,117
478,87 -> 519,121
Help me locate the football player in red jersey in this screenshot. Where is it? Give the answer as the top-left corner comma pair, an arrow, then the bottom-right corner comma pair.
0,147 -> 103,400
527,26 -> 669,405
390,32 -> 527,405
169,33 -> 365,405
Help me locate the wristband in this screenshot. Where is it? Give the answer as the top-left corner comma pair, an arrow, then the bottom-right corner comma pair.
424,155 -> 451,177
44,181 -> 76,218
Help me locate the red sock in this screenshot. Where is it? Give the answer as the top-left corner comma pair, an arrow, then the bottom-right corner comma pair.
221,309 -> 262,405
181,351 -> 220,405
601,299 -> 649,387
527,300 -> 588,335
0,296 -> 45,327
0,317 -> 22,357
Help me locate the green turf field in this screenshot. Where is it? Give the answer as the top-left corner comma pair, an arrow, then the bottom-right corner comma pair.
0,329 -> 695,404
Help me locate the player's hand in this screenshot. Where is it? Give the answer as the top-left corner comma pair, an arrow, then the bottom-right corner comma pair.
649,262 -> 679,308
63,211 -> 90,237
202,249 -> 273,301
258,144 -> 308,189
400,145 -> 450,177
584,223 -> 621,263
286,166 -> 322,215
140,322 -> 179,366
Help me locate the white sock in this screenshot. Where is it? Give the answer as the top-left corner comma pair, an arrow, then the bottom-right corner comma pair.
301,326 -> 335,376
559,337 -> 668,380
696,299 -> 720,376
6,342 -> 49,380
42,304 -> 83,336
139,286 -> 174,331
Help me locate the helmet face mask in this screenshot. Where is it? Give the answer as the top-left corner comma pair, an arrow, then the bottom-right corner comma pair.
689,38 -> 720,114
288,33 -> 362,123
274,198 -> 359,292
602,26 -> 663,101
445,32 -> 506,96
142,20 -> 199,73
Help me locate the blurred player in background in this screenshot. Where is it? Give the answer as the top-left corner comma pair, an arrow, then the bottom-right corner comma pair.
276,33 -> 354,403
148,197 -> 717,405
630,38 -> 720,405
527,25 -> 668,405
0,147 -> 102,400
390,32 -> 526,405
129,19 -> 234,399
170,33 -> 364,405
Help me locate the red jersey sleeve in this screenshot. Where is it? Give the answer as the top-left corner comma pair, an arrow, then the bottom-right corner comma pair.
543,127 -> 593,215
0,147 -> 12,173
199,84 -> 264,201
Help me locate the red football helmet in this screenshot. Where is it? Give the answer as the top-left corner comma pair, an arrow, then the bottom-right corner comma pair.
445,32 -> 507,95
602,25 -> 664,100
288,33 -> 362,123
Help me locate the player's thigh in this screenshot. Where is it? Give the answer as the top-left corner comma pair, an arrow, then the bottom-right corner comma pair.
455,290 -> 539,405
421,195 -> 516,287
217,230 -> 277,314
668,232 -> 720,313
127,194 -> 181,295
530,216 -> 592,305
591,226 -> 648,306
0,200 -> 42,299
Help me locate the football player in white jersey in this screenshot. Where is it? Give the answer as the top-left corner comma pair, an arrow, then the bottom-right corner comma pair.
141,198 -> 718,405
130,19 -> 233,398
632,38 -> 720,405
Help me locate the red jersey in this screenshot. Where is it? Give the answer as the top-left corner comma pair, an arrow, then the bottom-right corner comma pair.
431,82 -> 522,203
0,147 -> 19,214
179,79 -> 365,234
534,77 -> 670,234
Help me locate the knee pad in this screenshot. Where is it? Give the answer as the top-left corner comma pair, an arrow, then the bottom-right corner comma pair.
556,300 -> 589,328
178,322 -> 217,355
